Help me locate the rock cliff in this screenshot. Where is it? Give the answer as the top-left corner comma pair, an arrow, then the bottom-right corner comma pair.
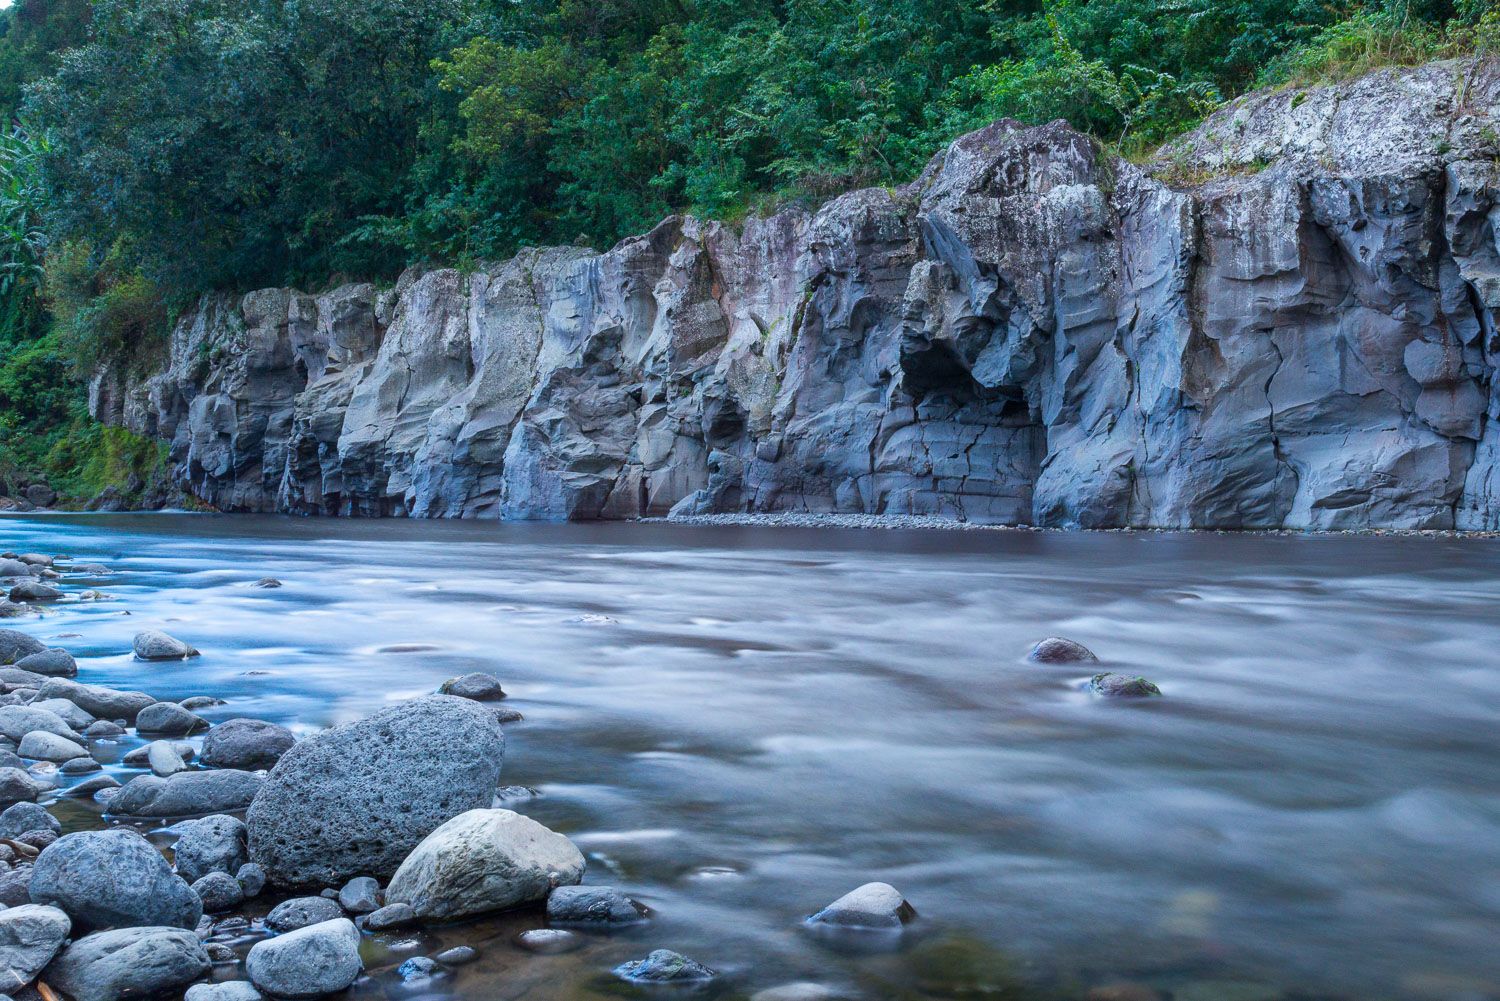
92,59 -> 1500,529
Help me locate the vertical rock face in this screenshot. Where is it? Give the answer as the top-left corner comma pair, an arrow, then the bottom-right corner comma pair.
93,59 -> 1500,529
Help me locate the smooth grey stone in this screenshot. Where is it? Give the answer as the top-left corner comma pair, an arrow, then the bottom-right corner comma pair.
337,876 -> 380,914
493,706 -> 524,724
1027,637 -> 1100,664
30,699 -> 93,731
60,756 -> 101,775
190,871 -> 243,913
235,863 -> 265,899
179,696 -> 226,710
17,732 -> 86,764
0,802 -> 59,840
0,706 -> 79,744
546,885 -> 647,926
68,565 -> 112,577
83,721 -> 125,739
614,949 -> 716,983
123,741 -> 193,767
6,583 -> 60,604
0,769 -> 44,806
360,902 -> 415,931
515,928 -> 581,954
170,815 -> 248,884
397,956 -> 438,982
750,984 -> 851,1001
200,718 -> 294,772
1088,672 -> 1163,698
61,774 -> 119,798
386,809 -> 584,921
0,865 -> 32,907
105,770 -> 262,819
12,650 -> 76,679
0,633 -> 43,667
0,560 -> 31,578
34,679 -> 155,724
186,981 -> 263,1001
434,945 -> 478,965
30,829 -> 202,932
14,556 -> 51,568
135,703 -> 208,737
244,918 -> 361,999
0,903 -> 71,992
437,672 -> 506,701
147,740 -> 190,777
44,926 -> 210,1001
0,602 -> 38,620
247,696 -> 504,888
263,896 -> 343,933
807,882 -> 916,930
132,631 -> 198,661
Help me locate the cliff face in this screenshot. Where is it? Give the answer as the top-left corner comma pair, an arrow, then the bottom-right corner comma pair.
92,59 -> 1500,529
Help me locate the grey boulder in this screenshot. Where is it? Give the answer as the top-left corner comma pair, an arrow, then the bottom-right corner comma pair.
0,706 -> 78,744
244,918 -> 361,999
147,740 -> 189,777
190,871 -> 244,913
186,982 -> 264,1001
0,631 -> 43,666
13,649 -> 77,678
614,950 -> 716,983
360,902 -> 415,931
0,903 -> 71,992
1088,672 -> 1163,698
0,802 -> 59,840
44,927 -> 209,1001
106,770 -> 263,819
235,862 -> 266,899
807,882 -> 916,930
123,741 -> 193,767
385,808 -> 584,921
132,631 -> 199,661
17,731 -> 86,763
200,718 -> 295,771
35,679 -> 155,723
1027,637 -> 1100,664
264,896 -> 344,933
7,582 -> 61,604
135,702 -> 208,736
30,829 -> 202,932
0,768 -> 45,805
246,695 -> 504,887
30,699 -> 93,731
170,815 -> 248,883
546,885 -> 647,926
437,673 -> 506,701
336,876 -> 380,914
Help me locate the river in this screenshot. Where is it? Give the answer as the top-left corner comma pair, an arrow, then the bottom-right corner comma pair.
2,513 -> 1498,1001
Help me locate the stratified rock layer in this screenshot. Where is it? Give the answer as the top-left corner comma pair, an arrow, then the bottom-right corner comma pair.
93,60 -> 1500,530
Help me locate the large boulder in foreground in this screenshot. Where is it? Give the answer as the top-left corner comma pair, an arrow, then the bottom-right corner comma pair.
44,927 -> 209,1001
0,903 -> 71,992
386,808 -> 584,921
247,695 -> 504,888
30,829 -> 202,932
107,770 -> 263,819
244,918 -> 361,999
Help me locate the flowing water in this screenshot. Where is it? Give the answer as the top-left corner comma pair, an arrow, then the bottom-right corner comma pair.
2,513 -> 1498,1001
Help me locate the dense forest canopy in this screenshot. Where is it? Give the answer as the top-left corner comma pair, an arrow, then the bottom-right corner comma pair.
0,0 -> 1495,502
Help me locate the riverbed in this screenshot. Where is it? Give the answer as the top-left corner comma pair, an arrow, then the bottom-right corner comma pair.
3,512 -> 1498,1001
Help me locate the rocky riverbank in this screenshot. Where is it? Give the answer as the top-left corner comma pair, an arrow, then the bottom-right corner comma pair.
0,544 -> 968,1001
88,58 -> 1500,531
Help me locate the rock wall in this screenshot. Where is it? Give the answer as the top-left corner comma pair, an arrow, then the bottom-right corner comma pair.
92,59 -> 1500,529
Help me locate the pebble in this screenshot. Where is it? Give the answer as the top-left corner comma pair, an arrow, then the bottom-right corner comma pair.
514,929 -> 582,954
807,882 -> 916,930
434,945 -> 478,965
338,875 -> 382,914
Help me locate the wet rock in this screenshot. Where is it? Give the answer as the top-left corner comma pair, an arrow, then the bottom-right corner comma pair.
807,882 -> 916,930
136,702 -> 209,737
247,695 -> 504,887
244,918 -> 361,999
179,696 -> 226,710
17,829 -> 58,851
7,583 -> 60,604
434,945 -> 477,965
30,699 -> 93,731
44,926 -> 210,1001
0,601 -> 37,620
0,769 -> 47,806
337,876 -> 381,914
147,740 -> 190,777
546,885 -> 647,926
123,741 -> 193,767
191,871 -> 244,913
385,808 -> 585,921
83,720 -> 125,739
750,984 -> 851,1001
15,556 -> 52,569
132,631 -> 199,661
200,718 -> 295,771
0,632 -> 43,666
0,864 -> 33,906
437,673 -> 506,701
493,706 -> 523,724
35,679 -> 155,724
252,578 -> 281,589
397,956 -> 438,983
264,896 -> 344,933
170,815 -> 248,884
68,564 -> 112,577
60,757 -> 100,775
12,650 -> 76,679
514,928 -> 581,954
0,802 -> 59,840
614,949 -> 716,984
0,707 -> 78,744
360,902 -> 416,931
30,829 -> 202,932
0,559 -> 32,578
17,732 -> 86,764
60,774 -> 118,799
1088,673 -> 1162,698
0,903 -> 71,992
186,982 -> 264,1001
1027,637 -> 1100,664
107,770 -> 263,819
235,862 -> 265,899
